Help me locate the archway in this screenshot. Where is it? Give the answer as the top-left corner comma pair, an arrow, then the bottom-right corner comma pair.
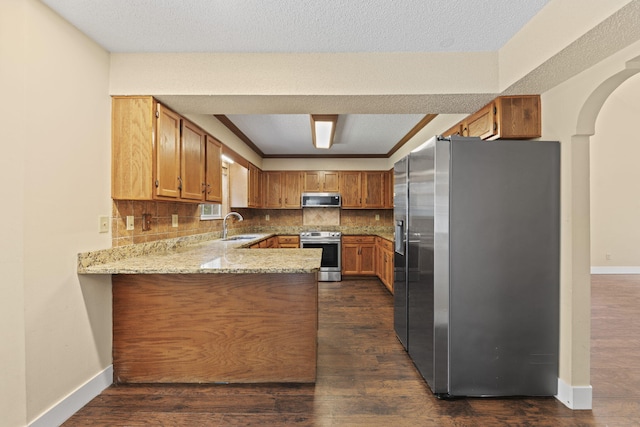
557,55 -> 640,410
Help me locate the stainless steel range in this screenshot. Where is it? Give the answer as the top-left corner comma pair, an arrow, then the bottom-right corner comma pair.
300,231 -> 342,282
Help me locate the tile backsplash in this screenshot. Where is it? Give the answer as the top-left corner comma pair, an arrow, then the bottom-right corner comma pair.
111,200 -> 393,246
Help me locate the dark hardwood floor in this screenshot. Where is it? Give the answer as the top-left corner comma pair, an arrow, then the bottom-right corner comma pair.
63,275 -> 640,426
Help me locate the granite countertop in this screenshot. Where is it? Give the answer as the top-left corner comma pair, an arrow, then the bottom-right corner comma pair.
78,227 -> 394,275
78,233 -> 322,275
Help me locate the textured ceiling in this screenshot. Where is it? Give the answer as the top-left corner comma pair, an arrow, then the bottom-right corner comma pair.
40,0 -> 549,53
40,0 -> 557,157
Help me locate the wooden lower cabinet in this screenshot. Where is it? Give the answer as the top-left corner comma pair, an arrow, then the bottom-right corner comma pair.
342,235 -> 376,276
342,235 -> 394,292
112,273 -> 317,383
375,237 -> 394,293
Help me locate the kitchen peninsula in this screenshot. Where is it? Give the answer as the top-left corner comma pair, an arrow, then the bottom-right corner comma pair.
78,234 -> 321,384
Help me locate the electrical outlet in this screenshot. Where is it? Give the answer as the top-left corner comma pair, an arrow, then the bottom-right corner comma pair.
126,216 -> 134,231
265,214 -> 270,221
172,214 -> 179,228
99,216 -> 110,233
375,214 -> 380,221
606,253 -> 612,260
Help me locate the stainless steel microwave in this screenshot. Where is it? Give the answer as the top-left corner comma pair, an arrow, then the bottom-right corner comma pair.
301,192 -> 341,207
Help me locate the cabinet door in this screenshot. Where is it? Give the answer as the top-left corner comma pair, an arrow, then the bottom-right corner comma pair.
204,136 -> 222,203
359,244 -> 376,275
340,172 -> 362,207
248,163 -> 262,208
465,102 -> 495,139
384,248 -> 394,293
375,241 -> 384,278
180,119 -> 206,201
363,171 -> 385,208
112,96 -> 155,200
155,104 -> 181,198
263,171 -> 283,208
283,172 -> 302,208
303,171 -> 321,192
342,244 -> 360,275
322,171 -> 340,192
384,170 -> 394,208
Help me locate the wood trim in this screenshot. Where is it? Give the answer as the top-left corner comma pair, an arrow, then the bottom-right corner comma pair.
214,114 -> 265,157
386,114 -> 438,157
262,153 -> 388,159
220,143 -> 249,169
216,113 -> 438,159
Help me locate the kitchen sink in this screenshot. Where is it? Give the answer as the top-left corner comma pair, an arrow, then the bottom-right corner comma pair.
223,235 -> 259,241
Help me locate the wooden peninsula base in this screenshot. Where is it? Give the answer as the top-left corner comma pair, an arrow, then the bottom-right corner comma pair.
112,273 -> 318,384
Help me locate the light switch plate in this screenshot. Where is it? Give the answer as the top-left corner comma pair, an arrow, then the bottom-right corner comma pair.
99,216 -> 110,233
172,214 -> 179,228
126,215 -> 134,231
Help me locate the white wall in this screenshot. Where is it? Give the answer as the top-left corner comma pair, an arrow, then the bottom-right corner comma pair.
0,1 -> 28,425
0,0 -> 114,424
590,75 -> 640,268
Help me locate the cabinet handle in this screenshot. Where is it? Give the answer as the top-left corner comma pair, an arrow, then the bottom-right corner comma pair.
494,122 -> 498,132
177,176 -> 183,190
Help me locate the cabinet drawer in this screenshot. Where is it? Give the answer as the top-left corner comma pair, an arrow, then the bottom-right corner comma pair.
377,237 -> 393,251
343,235 -> 376,244
278,235 -> 300,244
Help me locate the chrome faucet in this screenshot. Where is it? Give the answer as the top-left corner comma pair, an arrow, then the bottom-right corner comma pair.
222,212 -> 244,239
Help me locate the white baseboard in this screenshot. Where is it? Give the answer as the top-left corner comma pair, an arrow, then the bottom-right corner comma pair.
591,266 -> 640,274
29,365 -> 113,427
555,377 -> 592,410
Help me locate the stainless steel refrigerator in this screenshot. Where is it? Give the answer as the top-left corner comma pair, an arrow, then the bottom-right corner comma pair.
394,135 -> 560,397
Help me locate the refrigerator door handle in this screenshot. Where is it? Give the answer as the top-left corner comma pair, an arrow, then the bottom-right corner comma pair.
395,220 -> 405,255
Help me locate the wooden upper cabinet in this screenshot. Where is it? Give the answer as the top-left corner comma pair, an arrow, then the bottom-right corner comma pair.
339,171 -> 388,209
180,119 -> 206,201
112,96 -> 155,200
442,122 -> 463,137
495,95 -> 541,139
205,136 -> 222,203
112,96 -> 223,204
458,95 -> 541,140
283,172 -> 303,208
264,171 -> 303,208
340,171 -> 362,208
303,171 -> 339,192
463,102 -> 495,139
362,171 -> 385,208
248,163 -> 263,208
155,104 -> 182,199
383,169 -> 394,208
263,171 -> 284,208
